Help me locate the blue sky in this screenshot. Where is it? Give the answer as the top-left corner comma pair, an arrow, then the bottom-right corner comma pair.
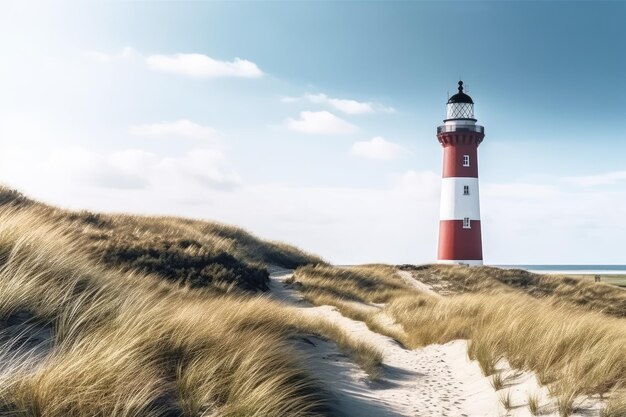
1,1 -> 625,264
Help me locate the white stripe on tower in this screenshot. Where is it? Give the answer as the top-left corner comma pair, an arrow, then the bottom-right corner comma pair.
439,178 -> 481,221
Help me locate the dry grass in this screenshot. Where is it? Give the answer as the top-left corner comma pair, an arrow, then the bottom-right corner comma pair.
499,390 -> 513,411
292,264 -> 414,304
0,187 -> 324,293
290,264 -> 417,344
602,390 -> 626,417
0,205 -> 377,416
527,392 -> 542,415
293,264 -> 626,410
400,264 -> 626,318
469,341 -> 499,377
555,390 -> 577,417
387,292 -> 626,407
490,372 -> 505,391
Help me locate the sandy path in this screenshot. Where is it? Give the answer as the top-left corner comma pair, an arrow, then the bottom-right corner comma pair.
396,270 -> 442,299
269,269 -> 499,417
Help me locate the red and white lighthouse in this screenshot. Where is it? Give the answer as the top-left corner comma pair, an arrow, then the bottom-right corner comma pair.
436,81 -> 484,265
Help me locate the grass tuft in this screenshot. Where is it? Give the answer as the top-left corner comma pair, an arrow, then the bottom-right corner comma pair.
527,392 -> 542,416
601,390 -> 626,417
499,390 -> 513,411
491,372 -> 505,391
556,392 -> 576,417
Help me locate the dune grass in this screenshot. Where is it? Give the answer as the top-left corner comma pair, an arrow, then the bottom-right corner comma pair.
387,292 -> 626,399
290,264 -> 416,344
0,206 -> 379,416
499,390 -> 513,412
293,263 -> 626,410
490,372 -> 504,391
527,392 -> 542,416
400,264 -> 626,317
291,264 -> 413,304
0,187 -> 324,294
602,391 -> 626,417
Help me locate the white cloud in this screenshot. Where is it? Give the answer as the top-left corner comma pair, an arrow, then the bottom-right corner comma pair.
350,136 -> 406,160
328,98 -> 373,114
84,48 -> 263,79
306,93 -> 374,114
145,53 -> 263,79
160,149 -> 241,191
285,111 -> 358,135
83,46 -> 138,63
129,120 -> 220,142
563,171 -> 626,187
283,93 -> 395,115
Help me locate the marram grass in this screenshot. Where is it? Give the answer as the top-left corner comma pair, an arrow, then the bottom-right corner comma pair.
0,204 -> 377,417
292,263 -> 626,411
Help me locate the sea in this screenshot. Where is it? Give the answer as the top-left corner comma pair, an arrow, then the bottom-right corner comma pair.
496,265 -> 626,275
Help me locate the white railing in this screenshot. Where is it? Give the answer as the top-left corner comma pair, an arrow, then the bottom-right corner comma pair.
437,125 -> 484,134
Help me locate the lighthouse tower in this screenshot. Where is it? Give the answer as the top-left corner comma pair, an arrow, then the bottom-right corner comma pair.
436,81 -> 484,265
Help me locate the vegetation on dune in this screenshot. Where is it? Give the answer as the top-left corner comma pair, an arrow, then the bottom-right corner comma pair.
290,264 -> 416,343
292,264 -> 626,413
388,293 -> 626,400
72,213 -> 273,292
527,392 -> 542,416
0,187 -> 324,293
399,264 -> 626,317
602,391 -> 626,417
292,264 -> 412,304
0,200 -> 377,416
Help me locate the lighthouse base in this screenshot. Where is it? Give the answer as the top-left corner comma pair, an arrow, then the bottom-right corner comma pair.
437,259 -> 483,266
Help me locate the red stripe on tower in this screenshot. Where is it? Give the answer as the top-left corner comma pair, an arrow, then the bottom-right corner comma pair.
436,81 -> 485,266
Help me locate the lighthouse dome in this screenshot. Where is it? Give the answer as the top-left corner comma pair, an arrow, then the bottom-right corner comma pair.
445,81 -> 475,121
447,81 -> 474,104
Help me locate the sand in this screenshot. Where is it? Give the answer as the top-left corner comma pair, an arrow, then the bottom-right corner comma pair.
269,268 -> 604,417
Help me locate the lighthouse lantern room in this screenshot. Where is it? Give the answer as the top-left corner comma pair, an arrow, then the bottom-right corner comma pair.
436,81 -> 484,265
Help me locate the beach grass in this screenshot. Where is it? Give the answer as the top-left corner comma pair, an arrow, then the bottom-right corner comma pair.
292,263 -> 626,409
0,195 -> 380,416
399,264 -> 626,317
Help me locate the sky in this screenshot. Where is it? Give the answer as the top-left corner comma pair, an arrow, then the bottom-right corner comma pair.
1,1 -> 625,265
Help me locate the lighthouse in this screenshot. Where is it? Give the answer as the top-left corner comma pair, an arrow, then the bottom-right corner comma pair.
436,81 -> 484,265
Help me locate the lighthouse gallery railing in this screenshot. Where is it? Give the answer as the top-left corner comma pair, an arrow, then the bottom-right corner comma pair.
437,125 -> 484,134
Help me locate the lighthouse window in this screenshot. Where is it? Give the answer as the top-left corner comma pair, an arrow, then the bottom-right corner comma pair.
463,185 -> 470,195
463,218 -> 471,229
463,155 -> 470,167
